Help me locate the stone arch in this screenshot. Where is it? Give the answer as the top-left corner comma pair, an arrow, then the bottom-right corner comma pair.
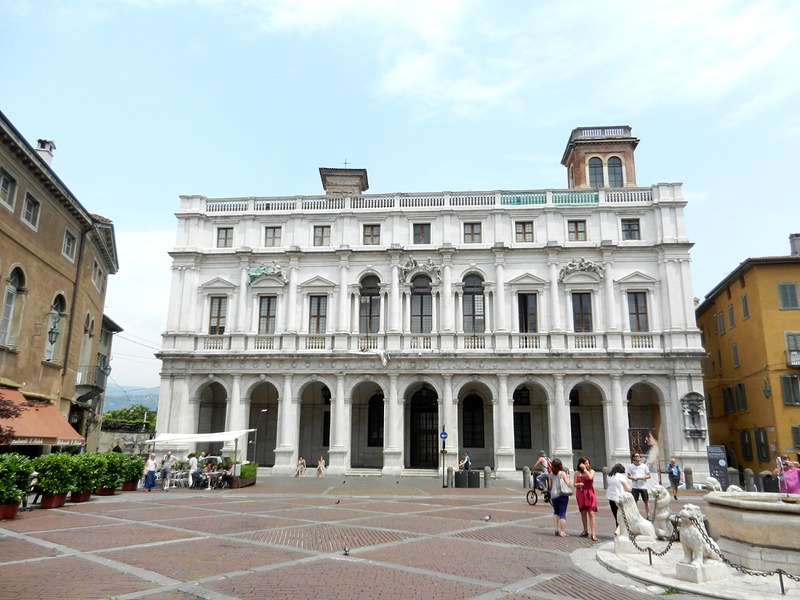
297,379 -> 332,468
512,378 -> 550,469
455,380 -> 494,469
350,379 -> 386,469
626,380 -> 665,475
404,381 -> 439,469
246,379 -> 280,467
565,380 -> 608,470
196,380 -> 229,455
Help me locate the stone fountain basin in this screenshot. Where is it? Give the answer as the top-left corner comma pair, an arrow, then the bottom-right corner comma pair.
705,491 -> 800,576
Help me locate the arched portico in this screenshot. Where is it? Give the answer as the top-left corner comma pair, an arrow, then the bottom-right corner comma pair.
565,380 -> 607,470
512,380 -> 550,469
297,380 -> 332,471
456,380 -> 494,469
196,381 -> 228,455
405,382 -> 439,469
246,380 -> 280,466
350,380 -> 385,469
627,381 -> 664,480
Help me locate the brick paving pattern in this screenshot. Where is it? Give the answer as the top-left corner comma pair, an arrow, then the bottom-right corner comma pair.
0,476 -> 710,600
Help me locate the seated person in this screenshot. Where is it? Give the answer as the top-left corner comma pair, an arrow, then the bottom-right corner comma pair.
295,456 -> 307,477
316,456 -> 326,476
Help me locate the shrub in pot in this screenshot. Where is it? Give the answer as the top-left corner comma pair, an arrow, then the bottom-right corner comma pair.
120,455 -> 145,490
71,454 -> 103,501
97,452 -> 127,492
0,453 -> 33,515
32,453 -> 76,507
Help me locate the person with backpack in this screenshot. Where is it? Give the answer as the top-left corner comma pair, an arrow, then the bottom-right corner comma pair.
666,457 -> 682,500
532,450 -> 551,491
458,452 -> 471,471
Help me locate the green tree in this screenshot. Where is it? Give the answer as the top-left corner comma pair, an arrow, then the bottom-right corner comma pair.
103,404 -> 156,434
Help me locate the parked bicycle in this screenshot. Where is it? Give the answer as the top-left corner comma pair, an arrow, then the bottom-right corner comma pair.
526,472 -> 551,506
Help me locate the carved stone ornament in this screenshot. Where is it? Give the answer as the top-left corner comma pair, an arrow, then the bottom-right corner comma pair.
558,257 -> 604,282
401,255 -> 442,282
248,261 -> 287,285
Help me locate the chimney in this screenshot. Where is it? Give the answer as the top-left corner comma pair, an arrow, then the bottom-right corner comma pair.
790,233 -> 800,256
36,139 -> 56,165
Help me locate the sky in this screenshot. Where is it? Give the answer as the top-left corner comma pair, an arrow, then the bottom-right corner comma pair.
3,0 -> 799,390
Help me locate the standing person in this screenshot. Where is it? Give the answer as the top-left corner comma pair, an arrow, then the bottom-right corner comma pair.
143,453 -> 158,492
774,456 -> 800,494
547,458 -> 571,537
574,456 -> 598,541
626,453 -> 651,516
666,457 -> 682,500
317,455 -> 326,476
161,451 -> 177,491
606,463 -> 632,536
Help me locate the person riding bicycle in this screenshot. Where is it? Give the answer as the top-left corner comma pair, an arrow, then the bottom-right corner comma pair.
532,451 -> 551,491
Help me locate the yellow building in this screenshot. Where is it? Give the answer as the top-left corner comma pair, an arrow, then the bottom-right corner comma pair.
695,240 -> 800,473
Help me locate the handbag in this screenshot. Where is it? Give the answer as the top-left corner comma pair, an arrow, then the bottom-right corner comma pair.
560,475 -> 574,496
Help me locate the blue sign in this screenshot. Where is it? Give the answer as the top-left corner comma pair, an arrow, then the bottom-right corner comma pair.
440,431 -> 448,440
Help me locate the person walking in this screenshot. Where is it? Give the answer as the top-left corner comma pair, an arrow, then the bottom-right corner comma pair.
626,453 -> 651,516
606,463 -> 632,536
548,458 -> 571,537
666,457 -> 682,500
143,453 -> 158,492
161,451 -> 177,491
574,456 -> 598,541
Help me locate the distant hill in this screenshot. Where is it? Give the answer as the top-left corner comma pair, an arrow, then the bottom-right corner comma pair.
102,385 -> 160,413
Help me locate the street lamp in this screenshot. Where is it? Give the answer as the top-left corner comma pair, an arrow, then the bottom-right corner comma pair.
251,409 -> 268,464
47,310 -> 61,345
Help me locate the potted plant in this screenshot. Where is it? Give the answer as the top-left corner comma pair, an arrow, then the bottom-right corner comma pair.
120,455 -> 145,491
0,453 -> 33,519
231,462 -> 258,489
96,452 -> 127,494
70,454 -> 103,502
32,452 -> 76,508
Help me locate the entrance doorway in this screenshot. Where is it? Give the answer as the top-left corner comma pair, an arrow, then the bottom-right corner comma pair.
409,385 -> 438,468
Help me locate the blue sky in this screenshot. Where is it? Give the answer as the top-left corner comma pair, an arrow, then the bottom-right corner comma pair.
3,0 -> 799,389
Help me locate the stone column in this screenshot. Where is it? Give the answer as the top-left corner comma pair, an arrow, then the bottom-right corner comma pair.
548,257 -> 562,331
441,261 -> 453,332
494,255 -> 507,331
337,261 -> 349,333
610,374 -> 629,463
273,374 -> 296,474
285,261 -> 299,333
442,374 -> 456,469
495,373 -> 515,475
389,263 -> 401,332
552,374 -> 572,465
383,373 -> 402,476
237,264 -> 248,333
166,266 -> 184,331
328,373 -> 348,474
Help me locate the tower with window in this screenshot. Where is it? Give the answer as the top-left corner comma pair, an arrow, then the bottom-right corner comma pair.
561,126 -> 639,189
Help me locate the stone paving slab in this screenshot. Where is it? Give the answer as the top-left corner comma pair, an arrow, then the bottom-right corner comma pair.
31,521 -> 202,551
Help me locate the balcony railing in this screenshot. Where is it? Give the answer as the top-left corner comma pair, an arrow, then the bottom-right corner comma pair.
789,350 -> 800,367
199,187 -> 655,216
75,364 -> 109,391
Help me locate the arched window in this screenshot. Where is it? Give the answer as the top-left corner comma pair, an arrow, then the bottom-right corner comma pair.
462,274 -> 485,334
462,394 -> 485,447
608,157 -> 623,187
367,393 -> 384,447
0,268 -> 24,347
588,157 -> 604,188
359,275 -> 381,334
410,275 -> 432,334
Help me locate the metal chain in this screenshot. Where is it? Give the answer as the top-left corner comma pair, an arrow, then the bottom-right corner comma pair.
621,508 -> 800,584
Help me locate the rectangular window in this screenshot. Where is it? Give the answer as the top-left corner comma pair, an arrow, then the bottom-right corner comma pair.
568,220 -> 587,241
741,430 -> 753,461
216,227 -> 233,248
787,333 -> 800,366
570,412 -> 582,449
793,425 -> 800,449
62,231 -> 76,260
779,282 -> 800,309
209,296 -> 227,334
513,412 -> 532,449
718,312 -> 725,335
462,403 -> 485,448
464,222 -> 482,243
732,342 -> 740,368
367,398 -> 384,447
363,224 -> 381,245
322,411 -> 330,447
313,225 -> 331,246
728,304 -> 735,329
515,221 -> 533,242
413,223 -> 431,244
264,226 -> 281,247
309,295 -> 327,334
755,428 -> 770,462
723,387 -> 735,415
258,296 -> 277,334
781,375 -> 800,406
735,382 -> 747,411
92,260 -> 103,289
706,392 -> 714,419
711,313 -> 718,335
411,293 -> 432,334
742,294 -> 749,319
0,167 -> 17,208
518,293 -> 538,333
572,292 -> 593,332
22,193 -> 40,228
627,291 -> 649,332
621,218 -> 641,240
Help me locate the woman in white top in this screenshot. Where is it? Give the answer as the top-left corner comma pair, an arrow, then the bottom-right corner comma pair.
606,463 -> 632,535
143,453 -> 158,492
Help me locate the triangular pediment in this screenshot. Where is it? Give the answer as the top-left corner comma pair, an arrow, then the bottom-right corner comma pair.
561,271 -> 602,284
249,276 -> 286,289
616,271 -> 657,285
199,276 -> 237,291
508,273 -> 548,286
299,276 -> 336,289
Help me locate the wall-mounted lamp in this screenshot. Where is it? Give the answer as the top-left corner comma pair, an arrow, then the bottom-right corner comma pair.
763,377 -> 772,399
102,363 -> 112,376
47,310 -> 61,345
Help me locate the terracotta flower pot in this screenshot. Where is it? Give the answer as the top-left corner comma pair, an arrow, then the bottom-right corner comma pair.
120,480 -> 139,492
0,503 -> 20,520
40,493 -> 67,509
95,486 -> 116,496
70,491 -> 92,503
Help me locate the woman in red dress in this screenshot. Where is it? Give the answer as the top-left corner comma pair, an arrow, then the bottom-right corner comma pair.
574,456 -> 598,541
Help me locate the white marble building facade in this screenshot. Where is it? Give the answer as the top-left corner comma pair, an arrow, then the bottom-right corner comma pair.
156,127 -> 709,478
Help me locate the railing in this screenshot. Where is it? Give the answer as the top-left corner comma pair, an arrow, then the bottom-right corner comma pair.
304,335 -> 328,350
568,333 -> 599,350
196,187 -> 654,216
75,365 -> 109,390
359,336 -> 378,351
788,350 -> 800,367
463,335 -> 486,350
253,336 -> 275,350
408,336 -> 432,350
202,336 -> 226,350
517,334 -> 543,350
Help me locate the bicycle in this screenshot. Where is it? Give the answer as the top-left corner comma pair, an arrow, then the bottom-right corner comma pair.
526,472 -> 551,506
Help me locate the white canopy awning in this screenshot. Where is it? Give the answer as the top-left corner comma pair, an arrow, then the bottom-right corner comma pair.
146,429 -> 254,444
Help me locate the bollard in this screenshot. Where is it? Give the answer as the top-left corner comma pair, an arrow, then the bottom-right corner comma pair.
684,466 -> 693,491
484,466 -> 492,488
522,465 -> 530,489
602,466 -> 609,489
761,471 -> 779,493
447,466 -> 454,488
727,466 -> 739,489
744,468 -> 755,492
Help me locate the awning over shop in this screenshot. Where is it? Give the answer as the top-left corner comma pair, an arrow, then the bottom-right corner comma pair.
0,388 -> 85,446
145,429 -> 254,444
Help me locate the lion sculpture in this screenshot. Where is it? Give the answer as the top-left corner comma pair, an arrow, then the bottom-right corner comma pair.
617,491 -> 656,541
706,477 -> 722,492
678,504 -> 720,566
651,484 -> 673,540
